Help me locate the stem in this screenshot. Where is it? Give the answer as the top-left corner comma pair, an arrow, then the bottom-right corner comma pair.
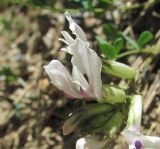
116,50 -> 154,59
119,3 -> 144,11
119,0 -> 160,11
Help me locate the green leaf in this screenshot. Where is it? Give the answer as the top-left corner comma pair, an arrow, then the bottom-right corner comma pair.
120,32 -> 139,49
103,24 -> 118,41
138,31 -> 153,48
113,37 -> 124,54
96,36 -> 117,59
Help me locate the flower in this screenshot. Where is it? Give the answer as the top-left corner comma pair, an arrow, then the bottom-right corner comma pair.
122,130 -> 160,149
76,135 -> 106,149
44,12 -> 102,99
121,95 -> 160,149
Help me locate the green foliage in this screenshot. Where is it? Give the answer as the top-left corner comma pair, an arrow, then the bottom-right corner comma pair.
28,0 -> 56,7
1,0 -> 116,12
1,0 -> 57,6
119,31 -> 153,50
1,0 -> 20,2
82,0 -> 94,11
96,36 -> 117,59
103,24 -> 118,41
0,66 -> 17,83
120,32 -> 139,49
68,0 -> 114,11
97,23 -> 154,61
138,31 -> 153,48
113,37 -> 124,53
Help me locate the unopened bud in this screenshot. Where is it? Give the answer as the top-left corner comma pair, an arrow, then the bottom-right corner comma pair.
63,103 -> 113,135
93,111 -> 123,136
99,85 -> 126,104
80,114 -> 110,133
103,60 -> 136,79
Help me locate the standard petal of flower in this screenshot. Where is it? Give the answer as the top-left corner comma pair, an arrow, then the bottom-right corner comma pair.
71,38 -> 102,97
44,60 -> 81,98
76,135 -> 106,149
71,38 -> 91,79
64,12 -> 87,42
88,49 -> 102,98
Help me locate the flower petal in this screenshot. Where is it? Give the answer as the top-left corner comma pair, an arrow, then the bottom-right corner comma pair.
59,31 -> 74,45
88,49 -> 102,98
44,60 -> 81,98
142,136 -> 160,149
127,95 -> 142,132
60,47 -> 73,55
72,65 -> 89,91
121,129 -> 142,145
71,38 -> 102,98
122,129 -> 160,149
71,38 -> 91,79
64,12 -> 87,42
76,135 -> 106,149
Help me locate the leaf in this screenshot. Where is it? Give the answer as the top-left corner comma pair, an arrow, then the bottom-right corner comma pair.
82,0 -> 93,10
96,36 -> 117,59
113,37 -> 124,54
120,32 -> 139,49
138,31 -> 153,48
103,24 -> 118,41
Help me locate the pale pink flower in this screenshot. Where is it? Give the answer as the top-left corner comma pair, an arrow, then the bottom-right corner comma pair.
121,95 -> 160,149
44,12 -> 102,99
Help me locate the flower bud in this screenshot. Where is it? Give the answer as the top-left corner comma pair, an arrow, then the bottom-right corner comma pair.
80,114 -> 111,133
63,103 -> 113,135
103,60 -> 136,79
93,111 -> 123,136
98,85 -> 126,104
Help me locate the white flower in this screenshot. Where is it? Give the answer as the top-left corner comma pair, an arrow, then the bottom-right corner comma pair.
122,129 -> 160,149
76,135 -> 106,149
44,12 -> 102,99
121,95 -> 160,149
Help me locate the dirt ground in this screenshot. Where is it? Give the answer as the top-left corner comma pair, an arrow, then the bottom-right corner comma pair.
0,2 -> 160,149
